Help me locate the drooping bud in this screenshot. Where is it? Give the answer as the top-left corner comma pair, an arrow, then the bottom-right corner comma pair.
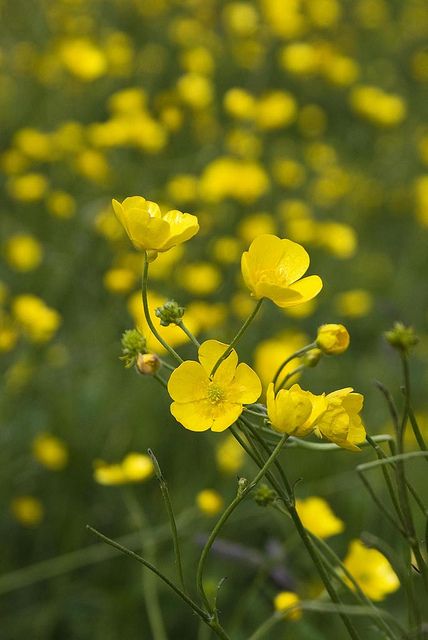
136,353 -> 161,375
302,348 -> 322,368
316,324 -> 350,355
120,329 -> 147,368
385,322 -> 419,352
155,299 -> 185,326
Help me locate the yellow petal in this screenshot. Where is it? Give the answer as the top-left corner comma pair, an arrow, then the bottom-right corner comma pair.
282,275 -> 323,306
122,196 -> 148,212
241,251 -> 257,296
160,210 -> 199,251
170,400 -> 213,431
198,340 -> 238,377
167,361 -> 209,402
211,402 -> 243,432
227,363 -> 262,404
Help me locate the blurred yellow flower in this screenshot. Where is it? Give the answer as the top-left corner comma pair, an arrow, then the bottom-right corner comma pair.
94,453 -> 153,485
32,433 -> 68,471
343,540 -> 400,601
4,234 -> 43,272
255,91 -> 297,130
267,383 -> 313,436
168,340 -> 261,432
253,330 -> 307,390
216,434 -> 245,474
7,173 -> 48,201
274,591 -> 302,620
196,489 -> 224,516
295,496 -> 344,538
11,496 -> 44,527
103,268 -> 136,294
335,289 -> 373,318
177,262 -> 221,295
12,294 -> 61,343
241,234 -> 323,308
112,196 -> 199,254
46,191 -> 76,219
60,38 -> 107,82
316,324 -> 350,355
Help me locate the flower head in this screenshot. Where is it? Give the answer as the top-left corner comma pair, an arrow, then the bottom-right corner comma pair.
274,591 -> 302,620
317,323 -> 350,355
343,540 -> 400,601
168,340 -> 261,432
295,496 -> 344,538
266,383 -> 313,436
313,388 -> 366,451
241,234 -> 322,308
112,196 -> 199,254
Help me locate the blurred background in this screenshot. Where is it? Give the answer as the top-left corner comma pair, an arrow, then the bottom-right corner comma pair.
1,0 -> 428,638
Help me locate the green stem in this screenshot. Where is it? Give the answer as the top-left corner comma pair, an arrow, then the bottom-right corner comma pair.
196,433 -> 289,614
272,342 -> 316,389
142,253 -> 183,364
154,373 -> 168,389
210,299 -> 263,377
177,320 -> 201,348
408,407 -> 428,459
148,449 -> 186,593
276,364 -> 305,390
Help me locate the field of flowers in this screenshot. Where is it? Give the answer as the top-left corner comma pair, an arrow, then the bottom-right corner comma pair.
1,0 -> 428,638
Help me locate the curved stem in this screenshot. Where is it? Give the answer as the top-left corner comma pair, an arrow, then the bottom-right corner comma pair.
210,299 -> 263,377
177,320 -> 200,348
276,364 -> 305,390
142,253 -> 183,364
272,342 -> 316,389
196,433 -> 288,614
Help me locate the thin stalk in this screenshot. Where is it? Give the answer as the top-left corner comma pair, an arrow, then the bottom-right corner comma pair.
142,253 -> 183,364
160,359 -> 175,372
210,299 -> 263,377
408,407 -> 428,460
154,373 -> 168,389
148,449 -> 186,593
196,433 -> 289,615
276,364 -> 306,391
177,320 -> 200,348
272,342 -> 316,389
357,469 -> 406,536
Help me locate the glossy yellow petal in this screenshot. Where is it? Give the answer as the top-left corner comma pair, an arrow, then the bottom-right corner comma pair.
167,361 -> 209,402
227,363 -> 262,404
122,196 -> 148,212
282,275 -> 323,306
198,339 -> 238,377
211,402 -> 243,432
170,400 -> 213,431
160,210 -> 199,251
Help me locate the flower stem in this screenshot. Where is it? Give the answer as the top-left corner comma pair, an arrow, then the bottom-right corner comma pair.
210,298 -> 263,377
142,253 -> 183,364
177,320 -> 201,348
196,432 -> 289,615
148,449 -> 186,593
272,342 -> 316,389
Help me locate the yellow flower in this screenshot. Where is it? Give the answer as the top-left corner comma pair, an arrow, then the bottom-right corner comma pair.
216,434 -> 245,474
295,496 -> 344,538
11,496 -> 44,527
168,340 -> 262,432
313,388 -> 366,451
273,591 -> 302,620
196,489 -> 224,516
253,330 -> 308,391
343,540 -> 400,601
316,323 -> 350,355
112,196 -> 199,254
4,234 -> 43,272
94,452 -> 153,485
32,433 -> 68,471
241,234 -> 323,308
12,294 -> 61,343
267,383 -> 313,436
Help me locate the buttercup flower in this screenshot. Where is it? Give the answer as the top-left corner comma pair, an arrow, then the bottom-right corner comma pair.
343,540 -> 400,601
112,196 -> 199,254
295,496 -> 344,538
313,388 -> 366,451
241,234 -> 323,308
274,591 -> 302,621
168,340 -> 262,432
266,383 -> 313,436
316,323 -> 350,355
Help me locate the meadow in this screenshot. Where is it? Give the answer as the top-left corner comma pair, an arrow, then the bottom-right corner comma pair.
1,0 -> 428,638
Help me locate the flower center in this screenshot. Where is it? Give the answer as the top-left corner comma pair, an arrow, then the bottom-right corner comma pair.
207,383 -> 225,405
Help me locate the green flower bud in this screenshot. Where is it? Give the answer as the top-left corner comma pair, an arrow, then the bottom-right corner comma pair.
120,329 -> 147,368
385,322 -> 419,352
254,484 -> 277,507
136,353 -> 161,375
237,476 -> 249,496
155,300 -> 185,327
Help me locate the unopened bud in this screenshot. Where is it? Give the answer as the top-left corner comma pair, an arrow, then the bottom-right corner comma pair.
155,300 -> 185,327
254,484 -> 277,507
120,329 -> 147,368
237,476 -> 249,496
316,324 -> 350,355
136,353 -> 161,375
385,322 -> 419,352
